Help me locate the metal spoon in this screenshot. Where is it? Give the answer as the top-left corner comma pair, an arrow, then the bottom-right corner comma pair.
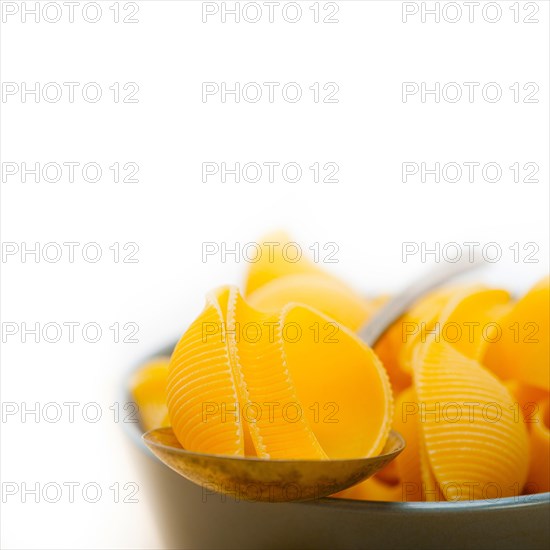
143,256 -> 485,503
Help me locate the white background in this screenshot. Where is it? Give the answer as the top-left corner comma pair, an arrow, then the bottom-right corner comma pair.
1,1 -> 549,548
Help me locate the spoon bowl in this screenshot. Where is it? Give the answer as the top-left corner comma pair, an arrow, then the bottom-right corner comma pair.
143,427 -> 405,502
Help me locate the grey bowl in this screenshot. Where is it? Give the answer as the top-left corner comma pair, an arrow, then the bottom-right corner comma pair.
124,344 -> 550,550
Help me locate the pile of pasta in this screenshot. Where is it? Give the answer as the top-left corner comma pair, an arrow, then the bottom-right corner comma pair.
131,232 -> 549,501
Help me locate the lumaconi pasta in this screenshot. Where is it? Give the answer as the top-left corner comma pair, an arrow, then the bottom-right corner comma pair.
247,273 -> 373,332
412,339 -> 529,501
374,287 -> 461,394
244,230 -> 337,296
132,233 -> 549,501
484,276 -> 550,391
130,358 -> 170,432
526,398 -> 550,493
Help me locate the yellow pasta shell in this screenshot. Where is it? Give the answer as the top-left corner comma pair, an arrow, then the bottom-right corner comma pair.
484,276 -> 550,390
244,230 -> 331,296
505,381 -> 548,425
247,273 -> 373,332
333,476 -> 402,502
131,357 -> 171,432
437,287 -> 511,360
413,339 -> 529,501
525,398 -> 549,493
166,287 -> 245,456
392,387 -> 423,501
374,286 -> 465,393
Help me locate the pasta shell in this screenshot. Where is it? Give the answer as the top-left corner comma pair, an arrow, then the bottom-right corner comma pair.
244,231 -> 332,296
131,357 -> 171,432
437,288 -> 511,360
247,273 -> 373,331
166,287 -> 245,456
413,339 -> 529,501
525,398 -> 549,493
392,387 -> 423,501
484,276 -> 550,390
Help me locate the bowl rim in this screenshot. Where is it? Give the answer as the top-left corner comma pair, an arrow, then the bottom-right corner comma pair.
122,343 -> 550,511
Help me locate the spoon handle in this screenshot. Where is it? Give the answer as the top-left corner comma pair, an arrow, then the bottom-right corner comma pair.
359,256 -> 487,347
